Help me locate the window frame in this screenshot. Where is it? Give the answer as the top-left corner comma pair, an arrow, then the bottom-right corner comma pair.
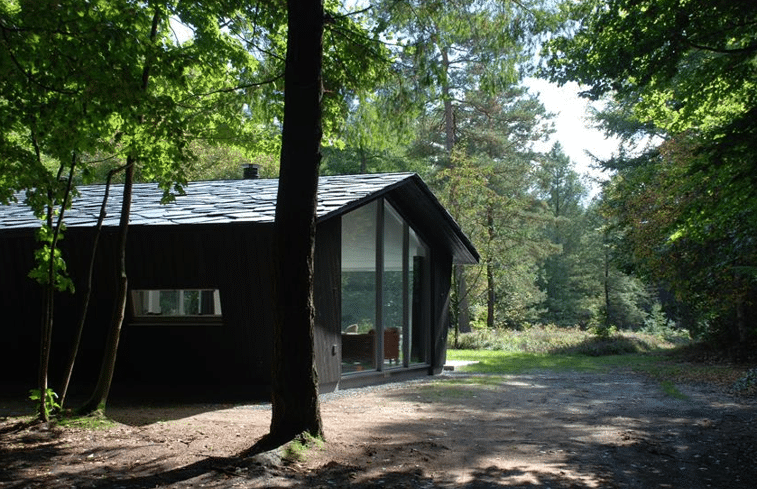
130,288 -> 223,326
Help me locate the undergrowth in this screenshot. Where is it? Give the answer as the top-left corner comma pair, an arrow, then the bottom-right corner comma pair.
447,325 -> 755,397
449,325 -> 687,356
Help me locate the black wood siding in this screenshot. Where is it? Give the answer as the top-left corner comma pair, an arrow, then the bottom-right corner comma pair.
431,249 -> 453,374
0,222 -> 278,399
313,218 -> 341,391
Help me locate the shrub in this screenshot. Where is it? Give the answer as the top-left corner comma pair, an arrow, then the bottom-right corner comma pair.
449,325 -> 680,356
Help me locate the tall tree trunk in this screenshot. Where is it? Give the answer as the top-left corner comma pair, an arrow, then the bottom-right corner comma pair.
486,205 -> 495,329
264,0 -> 324,447
60,164 -> 126,409
604,240 -> 611,329
440,47 -> 455,156
78,159 -> 135,415
440,46 -> 470,334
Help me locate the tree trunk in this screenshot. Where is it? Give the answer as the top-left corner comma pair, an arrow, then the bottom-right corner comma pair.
604,241 -> 611,329
60,165 -> 126,409
78,159 -> 135,415
486,205 -> 495,329
440,46 -> 471,334
263,0 -> 324,447
359,143 -> 367,173
37,159 -> 75,421
440,47 -> 455,156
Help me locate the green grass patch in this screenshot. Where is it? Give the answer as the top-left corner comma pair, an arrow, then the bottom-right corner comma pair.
659,380 -> 689,400
446,349 -> 660,375
283,433 -> 325,463
449,326 -> 686,356
56,411 -> 117,430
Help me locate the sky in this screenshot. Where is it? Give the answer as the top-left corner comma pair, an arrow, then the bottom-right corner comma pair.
526,77 -> 621,191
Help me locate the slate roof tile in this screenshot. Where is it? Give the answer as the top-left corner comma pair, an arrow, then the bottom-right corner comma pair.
0,173 -> 413,229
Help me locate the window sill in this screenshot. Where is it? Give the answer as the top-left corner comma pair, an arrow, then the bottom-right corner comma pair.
130,316 -> 223,327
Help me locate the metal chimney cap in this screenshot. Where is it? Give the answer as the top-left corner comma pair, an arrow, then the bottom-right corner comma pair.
242,164 -> 260,179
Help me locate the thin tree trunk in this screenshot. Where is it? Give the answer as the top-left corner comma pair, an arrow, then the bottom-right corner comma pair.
487,205 -> 495,329
78,159 -> 135,415
60,164 -> 127,409
78,9 -> 159,415
440,46 -> 471,334
604,241 -> 611,329
441,48 -> 455,156
359,143 -> 367,173
262,0 -> 324,448
37,157 -> 76,421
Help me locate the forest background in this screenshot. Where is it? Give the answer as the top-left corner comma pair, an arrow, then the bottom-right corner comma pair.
2,0 -> 756,422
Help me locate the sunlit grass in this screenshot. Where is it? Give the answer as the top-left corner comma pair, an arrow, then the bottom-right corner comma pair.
445,327 -> 752,399
446,349 -> 661,374
56,411 -> 117,430
448,325 -> 685,356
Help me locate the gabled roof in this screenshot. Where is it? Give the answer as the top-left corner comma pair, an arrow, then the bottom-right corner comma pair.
0,173 -> 478,264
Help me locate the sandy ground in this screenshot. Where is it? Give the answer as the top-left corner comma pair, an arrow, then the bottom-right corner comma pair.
1,367 -> 756,488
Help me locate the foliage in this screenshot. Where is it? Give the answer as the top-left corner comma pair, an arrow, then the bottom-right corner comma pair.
27,224 -> 75,293
732,368 -> 757,395
640,302 -> 688,342
28,388 -> 60,419
590,323 -> 617,341
533,143 -> 597,326
543,0 -> 757,136
542,0 -> 757,346
430,114 -> 554,329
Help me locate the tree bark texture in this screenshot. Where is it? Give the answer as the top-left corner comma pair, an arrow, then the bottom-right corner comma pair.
60,165 -> 125,409
37,159 -> 75,420
267,0 -> 324,444
487,205 -> 495,329
79,158 -> 134,415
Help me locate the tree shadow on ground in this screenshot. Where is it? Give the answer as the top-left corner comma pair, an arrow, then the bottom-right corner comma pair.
1,452 -> 609,488
2,372 -> 755,488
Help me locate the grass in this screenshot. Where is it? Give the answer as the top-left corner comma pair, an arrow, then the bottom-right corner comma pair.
56,411 -> 117,430
659,380 -> 689,400
447,349 -> 660,374
283,433 -> 325,463
446,325 -> 754,399
449,325 -> 686,355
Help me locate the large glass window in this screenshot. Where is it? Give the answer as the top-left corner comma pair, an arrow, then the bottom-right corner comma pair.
383,203 -> 405,368
341,201 -> 378,373
341,199 -> 429,375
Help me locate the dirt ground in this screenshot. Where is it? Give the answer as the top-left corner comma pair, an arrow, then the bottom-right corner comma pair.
1,367 -> 756,488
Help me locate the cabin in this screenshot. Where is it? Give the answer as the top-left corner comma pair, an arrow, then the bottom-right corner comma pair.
0,172 -> 478,400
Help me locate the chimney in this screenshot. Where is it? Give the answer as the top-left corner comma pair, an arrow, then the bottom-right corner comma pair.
242,164 -> 260,179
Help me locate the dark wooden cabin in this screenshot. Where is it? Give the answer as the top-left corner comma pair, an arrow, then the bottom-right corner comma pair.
0,173 -> 478,400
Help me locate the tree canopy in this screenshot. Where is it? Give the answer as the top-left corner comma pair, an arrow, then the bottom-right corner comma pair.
542,0 -> 757,346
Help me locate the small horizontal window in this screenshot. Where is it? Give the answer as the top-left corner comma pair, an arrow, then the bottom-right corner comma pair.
131,289 -> 222,325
